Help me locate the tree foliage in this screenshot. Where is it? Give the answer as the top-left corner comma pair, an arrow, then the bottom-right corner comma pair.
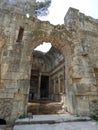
35,0 -> 51,16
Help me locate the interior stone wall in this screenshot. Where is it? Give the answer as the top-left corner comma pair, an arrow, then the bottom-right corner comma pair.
31,51 -> 51,73
29,51 -> 51,100
29,47 -> 65,101
49,60 -> 65,102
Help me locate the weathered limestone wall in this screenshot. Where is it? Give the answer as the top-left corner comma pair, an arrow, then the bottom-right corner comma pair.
0,8 -> 73,122
46,47 -> 64,69
1,6 -> 98,123
64,8 -> 98,115
0,10 -> 32,122
32,51 -> 51,73
0,0 -> 36,17
49,60 -> 65,102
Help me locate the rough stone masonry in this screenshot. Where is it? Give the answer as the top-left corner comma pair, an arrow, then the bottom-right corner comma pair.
0,0 -> 98,123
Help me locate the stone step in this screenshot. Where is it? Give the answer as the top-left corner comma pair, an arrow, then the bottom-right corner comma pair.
15,114 -> 91,125
27,101 -> 66,115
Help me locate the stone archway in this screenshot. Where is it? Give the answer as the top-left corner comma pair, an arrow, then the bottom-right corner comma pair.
25,21 -> 74,115
0,15 -> 74,122
0,6 -> 98,123
0,0 -> 76,123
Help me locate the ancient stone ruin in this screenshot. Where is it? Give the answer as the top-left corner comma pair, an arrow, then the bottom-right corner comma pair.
0,0 -> 98,123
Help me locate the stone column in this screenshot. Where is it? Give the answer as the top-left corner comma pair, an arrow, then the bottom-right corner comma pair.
58,76 -> 60,93
50,79 -> 54,100
58,76 -> 61,101
62,78 -> 65,93
48,77 -> 51,99
38,72 -> 41,99
53,79 -> 55,94
53,79 -> 56,100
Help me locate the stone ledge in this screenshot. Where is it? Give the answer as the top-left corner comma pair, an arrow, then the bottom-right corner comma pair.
15,114 -> 91,125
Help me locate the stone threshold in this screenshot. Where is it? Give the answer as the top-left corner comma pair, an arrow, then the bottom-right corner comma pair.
15,114 -> 91,125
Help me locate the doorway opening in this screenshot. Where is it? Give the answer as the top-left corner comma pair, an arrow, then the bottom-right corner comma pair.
40,75 -> 49,99
27,43 -> 66,114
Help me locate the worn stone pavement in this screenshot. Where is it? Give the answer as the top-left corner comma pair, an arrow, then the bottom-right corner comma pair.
0,114 -> 98,130
14,114 -> 98,130
14,121 -> 98,130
